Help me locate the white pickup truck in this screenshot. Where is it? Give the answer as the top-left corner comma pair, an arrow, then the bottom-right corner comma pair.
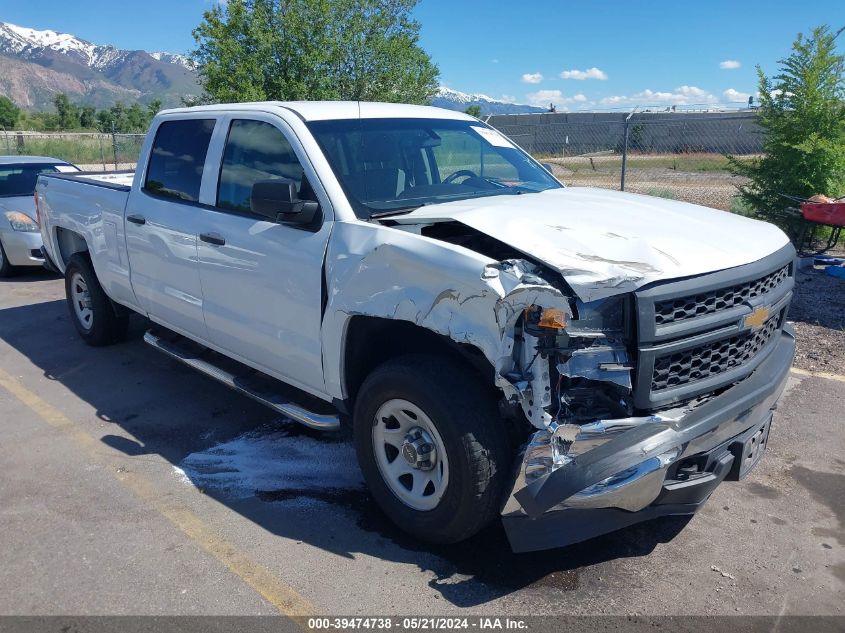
36,102 -> 796,552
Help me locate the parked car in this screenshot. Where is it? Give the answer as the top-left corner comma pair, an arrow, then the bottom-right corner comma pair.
35,103 -> 796,552
0,156 -> 79,276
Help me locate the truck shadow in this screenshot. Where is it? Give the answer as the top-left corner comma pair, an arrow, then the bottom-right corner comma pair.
0,297 -> 691,608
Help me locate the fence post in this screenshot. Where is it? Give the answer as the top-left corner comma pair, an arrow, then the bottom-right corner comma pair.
621,109 -> 636,191
111,124 -> 118,170
98,134 -> 107,171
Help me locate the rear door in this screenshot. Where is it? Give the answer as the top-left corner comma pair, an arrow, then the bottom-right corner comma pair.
125,117 -> 218,340
195,114 -> 334,395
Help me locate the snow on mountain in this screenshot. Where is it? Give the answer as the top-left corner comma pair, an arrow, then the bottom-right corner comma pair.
432,86 -> 545,115
0,21 -> 199,109
0,22 -> 191,73
150,52 -> 196,70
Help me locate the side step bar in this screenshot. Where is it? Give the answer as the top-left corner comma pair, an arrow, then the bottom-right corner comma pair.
143,329 -> 340,431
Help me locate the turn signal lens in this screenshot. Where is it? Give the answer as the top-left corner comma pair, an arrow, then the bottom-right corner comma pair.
538,308 -> 568,329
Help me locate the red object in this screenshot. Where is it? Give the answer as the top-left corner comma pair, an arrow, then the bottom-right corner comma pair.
801,202 -> 845,227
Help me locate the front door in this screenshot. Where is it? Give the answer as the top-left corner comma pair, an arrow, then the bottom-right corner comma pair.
195,116 -> 333,395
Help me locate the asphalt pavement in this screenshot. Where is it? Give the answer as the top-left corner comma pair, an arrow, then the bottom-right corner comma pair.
0,270 -> 842,617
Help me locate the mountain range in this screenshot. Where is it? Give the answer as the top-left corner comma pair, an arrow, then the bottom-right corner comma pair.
0,22 -> 199,109
432,87 -> 545,115
0,21 -> 544,115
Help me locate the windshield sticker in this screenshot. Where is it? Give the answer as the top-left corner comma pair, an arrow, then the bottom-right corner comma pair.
471,126 -> 516,149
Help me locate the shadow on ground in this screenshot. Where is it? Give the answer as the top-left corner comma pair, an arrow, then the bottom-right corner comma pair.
0,295 -> 691,607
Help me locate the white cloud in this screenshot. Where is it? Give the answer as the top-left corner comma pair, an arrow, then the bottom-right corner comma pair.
526,90 -> 590,109
559,67 -> 608,80
599,85 -> 719,107
720,60 -> 741,70
723,88 -> 752,102
521,72 -> 544,84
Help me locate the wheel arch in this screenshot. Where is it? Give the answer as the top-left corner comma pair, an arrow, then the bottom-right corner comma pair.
340,315 -> 495,410
55,227 -> 89,269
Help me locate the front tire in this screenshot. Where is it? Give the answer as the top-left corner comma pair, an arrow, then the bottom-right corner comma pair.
64,253 -> 129,346
353,354 -> 510,544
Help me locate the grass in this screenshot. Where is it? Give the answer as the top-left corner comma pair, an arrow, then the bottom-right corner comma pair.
645,188 -> 678,199
543,152 -> 757,175
1,135 -> 144,167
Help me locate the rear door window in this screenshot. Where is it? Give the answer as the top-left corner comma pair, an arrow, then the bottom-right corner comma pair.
216,119 -> 305,213
144,119 -> 216,202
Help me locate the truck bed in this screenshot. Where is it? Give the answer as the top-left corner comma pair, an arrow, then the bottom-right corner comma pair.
36,170 -> 136,307
42,170 -> 135,191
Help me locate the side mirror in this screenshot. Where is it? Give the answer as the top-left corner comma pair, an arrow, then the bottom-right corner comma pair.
541,162 -> 554,174
250,178 -> 319,225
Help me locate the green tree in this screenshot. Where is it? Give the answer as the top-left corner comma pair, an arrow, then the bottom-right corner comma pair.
464,105 -> 482,118
146,99 -> 163,119
730,26 -> 845,227
192,0 -> 439,104
0,96 -> 20,128
80,106 -> 97,129
54,93 -> 81,130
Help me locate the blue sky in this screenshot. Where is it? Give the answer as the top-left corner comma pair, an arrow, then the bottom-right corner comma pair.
2,0 -> 843,109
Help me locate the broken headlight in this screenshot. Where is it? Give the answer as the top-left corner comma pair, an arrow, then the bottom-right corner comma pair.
554,295 -> 634,425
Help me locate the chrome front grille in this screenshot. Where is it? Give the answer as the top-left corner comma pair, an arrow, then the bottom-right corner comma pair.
633,244 -> 795,410
654,265 -> 790,325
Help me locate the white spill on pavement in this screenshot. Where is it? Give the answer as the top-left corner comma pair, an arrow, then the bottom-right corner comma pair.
174,421 -> 364,501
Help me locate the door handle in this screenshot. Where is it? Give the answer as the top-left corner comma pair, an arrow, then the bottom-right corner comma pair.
200,232 -> 226,246
126,214 -> 146,225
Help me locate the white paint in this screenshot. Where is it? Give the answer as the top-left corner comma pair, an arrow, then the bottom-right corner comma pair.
393,187 -> 790,301
175,422 -> 363,501
164,101 -> 477,123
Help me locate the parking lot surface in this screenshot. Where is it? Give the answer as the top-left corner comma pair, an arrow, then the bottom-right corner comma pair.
0,271 -> 842,616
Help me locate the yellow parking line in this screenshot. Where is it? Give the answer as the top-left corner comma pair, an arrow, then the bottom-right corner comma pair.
790,367 -> 845,383
0,366 -> 317,618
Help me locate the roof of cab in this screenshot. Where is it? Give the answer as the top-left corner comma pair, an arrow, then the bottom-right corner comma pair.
158,101 -> 476,122
0,156 -> 70,165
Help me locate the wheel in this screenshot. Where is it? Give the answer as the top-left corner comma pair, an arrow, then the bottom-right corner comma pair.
64,253 -> 129,346
0,240 -> 17,278
353,354 -> 510,544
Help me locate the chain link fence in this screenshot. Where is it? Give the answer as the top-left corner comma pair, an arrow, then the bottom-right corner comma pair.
488,111 -> 762,211
4,114 -> 763,212
1,131 -> 145,171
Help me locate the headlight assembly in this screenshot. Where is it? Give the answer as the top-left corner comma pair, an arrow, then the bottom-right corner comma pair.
5,211 -> 39,233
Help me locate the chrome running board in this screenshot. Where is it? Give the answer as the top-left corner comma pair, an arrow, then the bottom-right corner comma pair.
143,329 -> 340,431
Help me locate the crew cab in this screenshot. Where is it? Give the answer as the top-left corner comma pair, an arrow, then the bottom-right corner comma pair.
36,102 -> 796,552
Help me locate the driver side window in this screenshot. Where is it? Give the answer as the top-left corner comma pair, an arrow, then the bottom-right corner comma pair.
217,119 -> 305,213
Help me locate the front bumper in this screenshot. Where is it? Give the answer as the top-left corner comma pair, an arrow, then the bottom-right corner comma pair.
0,229 -> 45,267
502,325 -> 796,553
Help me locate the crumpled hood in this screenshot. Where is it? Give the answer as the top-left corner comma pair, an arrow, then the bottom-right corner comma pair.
393,187 -> 790,301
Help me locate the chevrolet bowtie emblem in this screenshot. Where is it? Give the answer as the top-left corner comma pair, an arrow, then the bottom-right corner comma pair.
744,305 -> 770,330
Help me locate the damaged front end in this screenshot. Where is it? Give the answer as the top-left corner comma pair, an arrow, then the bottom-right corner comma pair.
498,288 -> 796,553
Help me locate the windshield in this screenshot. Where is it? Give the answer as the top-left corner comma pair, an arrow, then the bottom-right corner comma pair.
307,118 -> 561,218
0,164 -> 71,197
